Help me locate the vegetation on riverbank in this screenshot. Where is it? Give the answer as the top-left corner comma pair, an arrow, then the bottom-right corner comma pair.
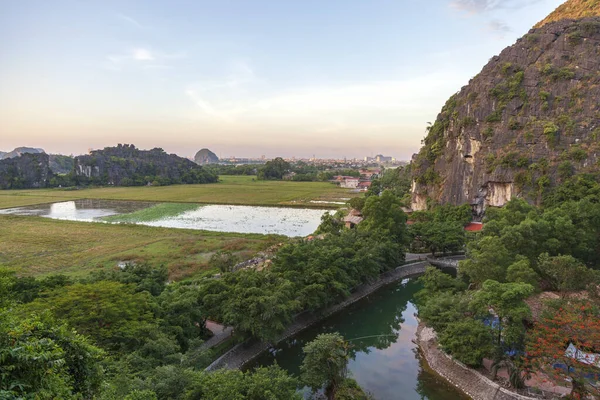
0,175 -> 349,209
0,215 -> 282,279
415,178 -> 600,398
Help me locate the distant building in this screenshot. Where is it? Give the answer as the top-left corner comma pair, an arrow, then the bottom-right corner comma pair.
340,178 -> 359,189
357,181 -> 371,191
343,209 -> 363,229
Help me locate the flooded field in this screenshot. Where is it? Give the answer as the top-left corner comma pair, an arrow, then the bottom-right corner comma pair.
0,199 -> 328,237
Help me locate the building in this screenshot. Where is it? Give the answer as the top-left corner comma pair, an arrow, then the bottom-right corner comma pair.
340,178 -> 360,189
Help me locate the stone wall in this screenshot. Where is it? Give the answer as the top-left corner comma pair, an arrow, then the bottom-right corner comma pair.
416,323 -> 558,400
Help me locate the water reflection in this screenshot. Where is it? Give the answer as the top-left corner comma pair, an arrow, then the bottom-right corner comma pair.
249,280 -> 468,400
0,200 -> 328,236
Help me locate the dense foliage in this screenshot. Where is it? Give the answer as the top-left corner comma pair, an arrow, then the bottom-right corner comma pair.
73,144 -> 218,187
415,179 -> 600,396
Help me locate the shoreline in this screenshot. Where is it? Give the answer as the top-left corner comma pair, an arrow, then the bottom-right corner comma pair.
415,321 -> 556,400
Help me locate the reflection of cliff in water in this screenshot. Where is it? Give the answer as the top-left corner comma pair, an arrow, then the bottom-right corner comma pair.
249,280 -> 467,399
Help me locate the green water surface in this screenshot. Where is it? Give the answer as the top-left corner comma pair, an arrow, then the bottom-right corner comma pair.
248,279 -> 469,400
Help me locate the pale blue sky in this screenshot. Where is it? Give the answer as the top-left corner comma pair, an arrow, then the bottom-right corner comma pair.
0,0 -> 564,159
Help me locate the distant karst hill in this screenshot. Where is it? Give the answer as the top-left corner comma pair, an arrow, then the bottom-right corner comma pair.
74,144 -> 218,186
194,148 -> 219,165
0,153 -> 52,189
0,147 -> 44,160
411,0 -> 600,216
0,147 -> 74,175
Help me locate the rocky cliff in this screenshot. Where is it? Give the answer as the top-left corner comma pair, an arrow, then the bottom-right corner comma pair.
194,148 -> 219,165
0,153 -> 51,189
411,3 -> 600,216
73,144 -> 218,186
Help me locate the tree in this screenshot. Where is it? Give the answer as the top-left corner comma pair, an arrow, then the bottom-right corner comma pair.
158,284 -> 210,350
0,310 -> 104,399
257,157 -> 290,180
300,333 -> 349,400
184,365 -> 300,400
525,301 -> 600,398
460,236 -> 513,285
470,280 -> 534,350
26,281 -> 157,351
221,270 -> 300,341
359,190 -> 408,243
209,251 -> 239,274
438,319 -> 494,367
536,253 -> 596,293
506,257 -> 540,289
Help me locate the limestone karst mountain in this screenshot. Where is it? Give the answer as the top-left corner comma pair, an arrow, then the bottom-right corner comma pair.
0,147 -> 44,160
411,0 -> 600,216
194,148 -> 219,165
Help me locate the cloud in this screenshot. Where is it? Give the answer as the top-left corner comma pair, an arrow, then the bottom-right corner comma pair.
133,48 -> 154,61
103,48 -> 184,71
487,19 -> 511,35
449,0 -> 543,13
117,14 -> 144,29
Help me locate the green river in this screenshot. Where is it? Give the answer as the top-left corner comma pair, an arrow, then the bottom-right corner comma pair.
248,279 -> 469,399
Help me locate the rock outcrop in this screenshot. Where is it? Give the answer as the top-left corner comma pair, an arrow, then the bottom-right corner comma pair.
411,1 -> 600,217
0,153 -> 51,189
0,147 -> 44,160
194,148 -> 219,165
73,144 -> 218,186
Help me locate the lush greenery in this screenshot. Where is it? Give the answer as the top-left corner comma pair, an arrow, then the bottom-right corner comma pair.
415,180 -> 600,397
0,265 -> 375,399
193,190 -> 408,341
72,144 -> 218,187
101,203 -> 200,223
0,214 -> 282,279
408,204 -> 472,255
0,175 -> 348,209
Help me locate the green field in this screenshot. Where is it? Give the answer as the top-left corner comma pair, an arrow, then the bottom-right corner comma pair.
0,175 -> 350,209
0,214 -> 283,279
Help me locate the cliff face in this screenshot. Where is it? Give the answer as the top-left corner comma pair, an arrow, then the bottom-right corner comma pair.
411,13 -> 600,216
73,144 -> 218,186
0,153 -> 51,189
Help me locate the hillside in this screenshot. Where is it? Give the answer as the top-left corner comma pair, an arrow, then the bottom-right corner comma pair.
0,147 -> 44,160
411,2 -> 600,216
0,153 -> 52,189
535,0 -> 600,27
194,148 -> 219,165
73,144 -> 218,186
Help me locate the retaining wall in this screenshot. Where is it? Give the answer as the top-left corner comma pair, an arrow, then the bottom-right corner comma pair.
416,323 -> 557,400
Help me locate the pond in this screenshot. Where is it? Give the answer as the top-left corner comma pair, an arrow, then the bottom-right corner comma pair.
247,279 -> 468,400
0,199 -> 328,237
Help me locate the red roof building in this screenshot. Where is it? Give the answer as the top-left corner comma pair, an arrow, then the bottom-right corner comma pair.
464,222 -> 483,232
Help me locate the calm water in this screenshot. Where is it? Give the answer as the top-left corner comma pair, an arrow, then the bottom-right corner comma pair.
0,200 -> 327,236
248,280 -> 468,400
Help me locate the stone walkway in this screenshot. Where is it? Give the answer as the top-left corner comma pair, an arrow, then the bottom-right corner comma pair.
200,320 -> 233,350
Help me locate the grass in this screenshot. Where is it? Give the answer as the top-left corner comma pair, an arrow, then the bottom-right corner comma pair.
0,176 -> 351,209
101,203 -> 200,223
0,214 -> 284,280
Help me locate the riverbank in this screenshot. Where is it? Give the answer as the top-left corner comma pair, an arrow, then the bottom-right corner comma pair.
415,322 -> 559,400
206,258 -> 459,371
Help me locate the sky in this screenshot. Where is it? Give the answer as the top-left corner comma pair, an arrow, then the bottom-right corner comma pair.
0,0 -> 565,160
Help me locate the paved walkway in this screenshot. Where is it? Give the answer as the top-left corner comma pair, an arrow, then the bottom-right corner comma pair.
200,320 -> 233,350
